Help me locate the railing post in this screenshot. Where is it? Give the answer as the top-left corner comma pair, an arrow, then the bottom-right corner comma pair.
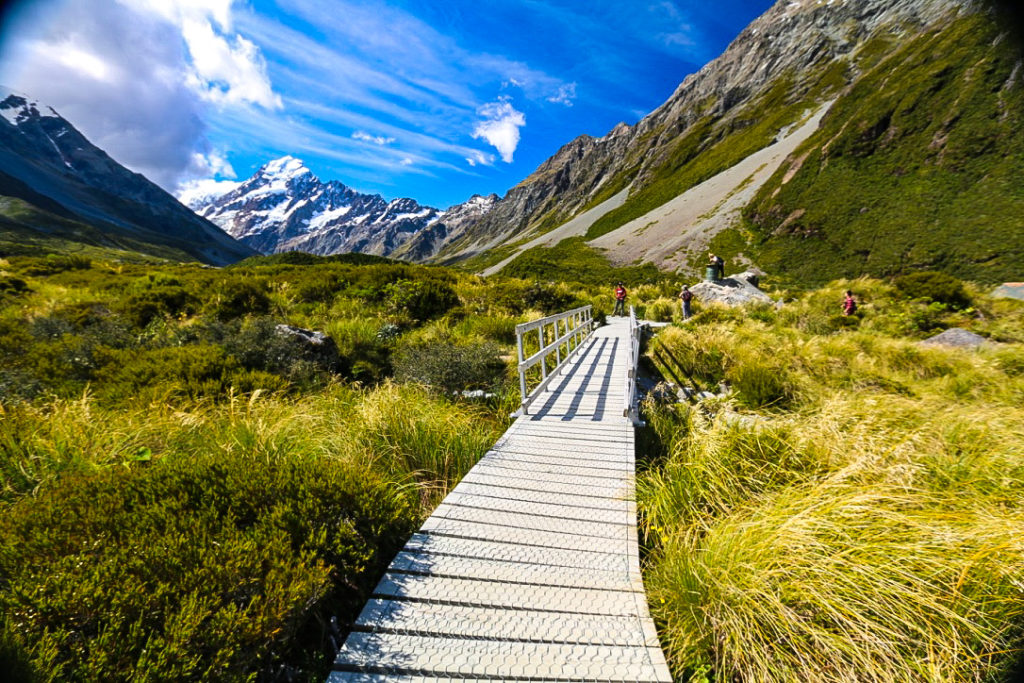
538,327 -> 547,381
517,328 -> 528,415
555,318 -> 562,367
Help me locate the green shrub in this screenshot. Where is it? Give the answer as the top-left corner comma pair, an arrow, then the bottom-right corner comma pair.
384,278 -> 459,322
223,318 -> 343,385
522,283 -> 578,315
0,276 -> 29,296
894,271 -> 971,309
726,357 -> 795,409
392,341 -> 506,395
0,449 -> 416,681
16,254 -> 92,276
119,285 -> 196,327
643,298 -> 677,322
295,274 -> 345,303
210,279 -> 271,321
93,345 -> 287,402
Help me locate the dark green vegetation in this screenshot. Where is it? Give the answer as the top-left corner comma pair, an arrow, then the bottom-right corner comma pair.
0,251 -> 629,681
744,12 -> 1024,284
500,237 -> 664,287
638,278 -> 1024,680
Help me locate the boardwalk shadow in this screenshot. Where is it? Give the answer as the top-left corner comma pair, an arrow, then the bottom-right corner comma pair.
530,337 -> 618,421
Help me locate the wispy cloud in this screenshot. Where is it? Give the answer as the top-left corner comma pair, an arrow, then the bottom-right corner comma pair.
352,131 -> 396,146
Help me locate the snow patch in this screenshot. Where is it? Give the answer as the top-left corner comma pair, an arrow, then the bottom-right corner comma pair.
260,156 -> 311,182
308,205 -> 353,230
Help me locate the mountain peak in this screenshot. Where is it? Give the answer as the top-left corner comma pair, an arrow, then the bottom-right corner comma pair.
0,88 -> 61,127
258,155 -> 313,182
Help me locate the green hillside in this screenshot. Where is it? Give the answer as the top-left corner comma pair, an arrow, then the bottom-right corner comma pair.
742,12 -> 1024,284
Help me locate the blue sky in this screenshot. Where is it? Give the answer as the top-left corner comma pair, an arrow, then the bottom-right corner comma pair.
0,0 -> 774,209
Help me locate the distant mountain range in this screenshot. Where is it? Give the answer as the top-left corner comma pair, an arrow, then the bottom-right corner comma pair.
4,0 -> 1021,283
181,156 -> 496,260
0,89 -> 255,265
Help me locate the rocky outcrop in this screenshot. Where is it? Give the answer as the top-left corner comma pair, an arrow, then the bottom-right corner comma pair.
690,271 -> 774,307
920,328 -> 989,348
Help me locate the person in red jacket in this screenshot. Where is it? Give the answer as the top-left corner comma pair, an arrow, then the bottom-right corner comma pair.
613,282 -> 627,316
843,290 -> 857,316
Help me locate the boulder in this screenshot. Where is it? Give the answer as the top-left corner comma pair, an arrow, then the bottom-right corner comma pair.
992,283 -> 1024,302
690,270 -> 774,307
920,328 -> 988,349
274,324 -> 333,347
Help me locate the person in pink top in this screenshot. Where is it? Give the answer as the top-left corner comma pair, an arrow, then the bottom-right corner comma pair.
613,282 -> 627,316
843,290 -> 857,316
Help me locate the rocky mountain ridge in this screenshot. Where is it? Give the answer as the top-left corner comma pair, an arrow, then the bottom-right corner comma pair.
436,0 -> 968,266
186,157 -> 497,259
0,88 -> 255,265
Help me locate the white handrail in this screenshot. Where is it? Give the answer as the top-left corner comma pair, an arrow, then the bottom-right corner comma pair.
624,306 -> 642,424
514,305 -> 593,416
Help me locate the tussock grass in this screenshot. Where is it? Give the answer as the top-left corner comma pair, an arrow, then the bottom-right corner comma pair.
640,284 -> 1024,681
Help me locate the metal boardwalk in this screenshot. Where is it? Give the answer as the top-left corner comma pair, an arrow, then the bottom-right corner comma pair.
329,316 -> 671,682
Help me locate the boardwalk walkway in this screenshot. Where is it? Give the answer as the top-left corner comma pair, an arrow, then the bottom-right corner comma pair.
329,316 -> 672,682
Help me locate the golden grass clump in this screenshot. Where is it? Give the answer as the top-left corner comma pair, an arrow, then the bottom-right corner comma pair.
640,286 -> 1024,681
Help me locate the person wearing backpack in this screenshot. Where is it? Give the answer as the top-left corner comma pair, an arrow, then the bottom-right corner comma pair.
679,284 -> 694,320
613,282 -> 627,316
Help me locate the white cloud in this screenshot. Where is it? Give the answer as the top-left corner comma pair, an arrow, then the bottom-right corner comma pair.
400,157 -> 414,166
547,83 -> 577,106
471,99 -> 525,164
117,0 -> 280,110
180,17 -> 280,109
119,0 -> 234,31
465,150 -> 495,167
184,149 -> 237,179
352,131 -> 396,145
0,0 -> 280,190
175,177 -> 241,208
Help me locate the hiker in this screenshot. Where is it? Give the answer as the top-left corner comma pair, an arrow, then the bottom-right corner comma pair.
613,281 -> 627,316
679,284 -> 693,320
708,252 -> 725,280
843,290 -> 857,316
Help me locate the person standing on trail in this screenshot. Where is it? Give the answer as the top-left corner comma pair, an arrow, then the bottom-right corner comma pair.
843,290 -> 857,316
679,285 -> 693,320
613,281 -> 628,316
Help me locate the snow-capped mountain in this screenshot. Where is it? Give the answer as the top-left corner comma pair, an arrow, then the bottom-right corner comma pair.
184,156 -> 496,259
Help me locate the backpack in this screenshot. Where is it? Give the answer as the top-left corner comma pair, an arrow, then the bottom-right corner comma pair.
681,290 -> 692,302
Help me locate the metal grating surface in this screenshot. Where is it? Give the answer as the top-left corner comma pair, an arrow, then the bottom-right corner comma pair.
329,318 -> 671,682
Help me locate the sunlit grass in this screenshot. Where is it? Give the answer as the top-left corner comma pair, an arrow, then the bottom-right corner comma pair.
639,286 -> 1024,681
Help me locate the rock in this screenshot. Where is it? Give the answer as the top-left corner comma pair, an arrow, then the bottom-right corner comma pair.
920,328 -> 988,349
647,381 -> 679,405
274,324 -> 342,369
690,270 -> 774,307
274,324 -> 333,346
991,283 -> 1024,302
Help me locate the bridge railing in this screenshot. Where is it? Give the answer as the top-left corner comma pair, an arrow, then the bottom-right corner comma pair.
625,306 -> 643,425
513,305 -> 593,416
